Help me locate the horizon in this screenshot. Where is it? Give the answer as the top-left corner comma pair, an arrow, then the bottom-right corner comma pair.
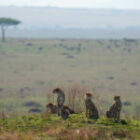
0,5 -> 140,11
0,3 -> 140,39
0,0 -> 139,10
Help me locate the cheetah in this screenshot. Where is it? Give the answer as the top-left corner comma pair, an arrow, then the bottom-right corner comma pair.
46,103 -> 57,114
62,105 -> 75,114
106,96 -> 122,120
60,105 -> 76,119
85,93 -> 99,119
53,88 -> 65,116
61,106 -> 70,120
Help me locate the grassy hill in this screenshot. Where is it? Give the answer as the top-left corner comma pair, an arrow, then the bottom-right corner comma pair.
0,113 -> 139,140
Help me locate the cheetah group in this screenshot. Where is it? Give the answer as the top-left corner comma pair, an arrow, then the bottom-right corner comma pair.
46,88 -> 122,120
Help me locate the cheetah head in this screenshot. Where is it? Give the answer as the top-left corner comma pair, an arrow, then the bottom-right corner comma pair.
52,88 -> 63,94
114,96 -> 120,101
46,103 -> 54,108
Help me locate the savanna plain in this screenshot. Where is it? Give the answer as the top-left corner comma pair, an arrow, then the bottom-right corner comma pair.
0,38 -> 140,140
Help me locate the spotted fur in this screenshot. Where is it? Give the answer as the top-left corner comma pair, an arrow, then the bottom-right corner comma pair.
106,96 -> 122,120
85,93 -> 99,119
46,103 -> 57,114
53,88 -> 65,116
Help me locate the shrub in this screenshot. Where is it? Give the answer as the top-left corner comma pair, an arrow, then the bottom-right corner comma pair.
28,108 -> 41,113
26,43 -> 33,46
23,101 -> 42,108
107,76 -> 115,80
66,85 -> 87,112
66,55 -> 74,59
39,46 -> 44,51
123,101 -> 132,106
0,88 -> 3,92
130,82 -> 138,86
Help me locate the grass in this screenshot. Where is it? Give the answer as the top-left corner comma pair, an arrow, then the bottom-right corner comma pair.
0,113 -> 140,140
0,38 -> 140,118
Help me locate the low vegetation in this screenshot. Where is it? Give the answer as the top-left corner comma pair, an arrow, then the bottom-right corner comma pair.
0,114 -> 139,140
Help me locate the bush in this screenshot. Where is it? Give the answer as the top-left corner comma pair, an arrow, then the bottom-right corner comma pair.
0,88 -> 3,92
130,82 -> 138,86
66,55 -> 74,59
39,46 -> 44,51
123,101 -> 132,106
26,43 -> 33,46
107,76 -> 115,80
28,108 -> 42,113
23,101 -> 42,108
120,119 -> 128,125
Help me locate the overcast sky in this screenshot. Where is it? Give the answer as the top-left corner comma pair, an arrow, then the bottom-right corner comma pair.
0,0 -> 139,9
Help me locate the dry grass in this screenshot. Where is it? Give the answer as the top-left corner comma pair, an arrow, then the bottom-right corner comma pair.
58,127 -> 135,140
0,132 -> 35,140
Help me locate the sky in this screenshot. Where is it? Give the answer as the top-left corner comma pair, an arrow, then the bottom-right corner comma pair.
0,0 -> 139,9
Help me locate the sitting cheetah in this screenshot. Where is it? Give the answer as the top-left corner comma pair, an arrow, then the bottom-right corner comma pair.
85,93 -> 99,119
46,103 -> 57,114
61,105 -> 76,119
61,106 -> 70,120
106,96 -> 122,120
53,88 -> 65,116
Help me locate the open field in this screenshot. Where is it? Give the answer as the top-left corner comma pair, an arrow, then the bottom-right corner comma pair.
0,38 -> 140,118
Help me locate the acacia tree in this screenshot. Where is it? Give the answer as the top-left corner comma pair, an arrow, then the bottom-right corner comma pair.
0,17 -> 21,42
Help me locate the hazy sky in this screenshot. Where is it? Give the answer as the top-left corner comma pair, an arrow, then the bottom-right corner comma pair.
0,0 -> 139,9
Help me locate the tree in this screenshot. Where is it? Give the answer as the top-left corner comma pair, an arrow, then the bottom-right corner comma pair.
0,17 -> 21,42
